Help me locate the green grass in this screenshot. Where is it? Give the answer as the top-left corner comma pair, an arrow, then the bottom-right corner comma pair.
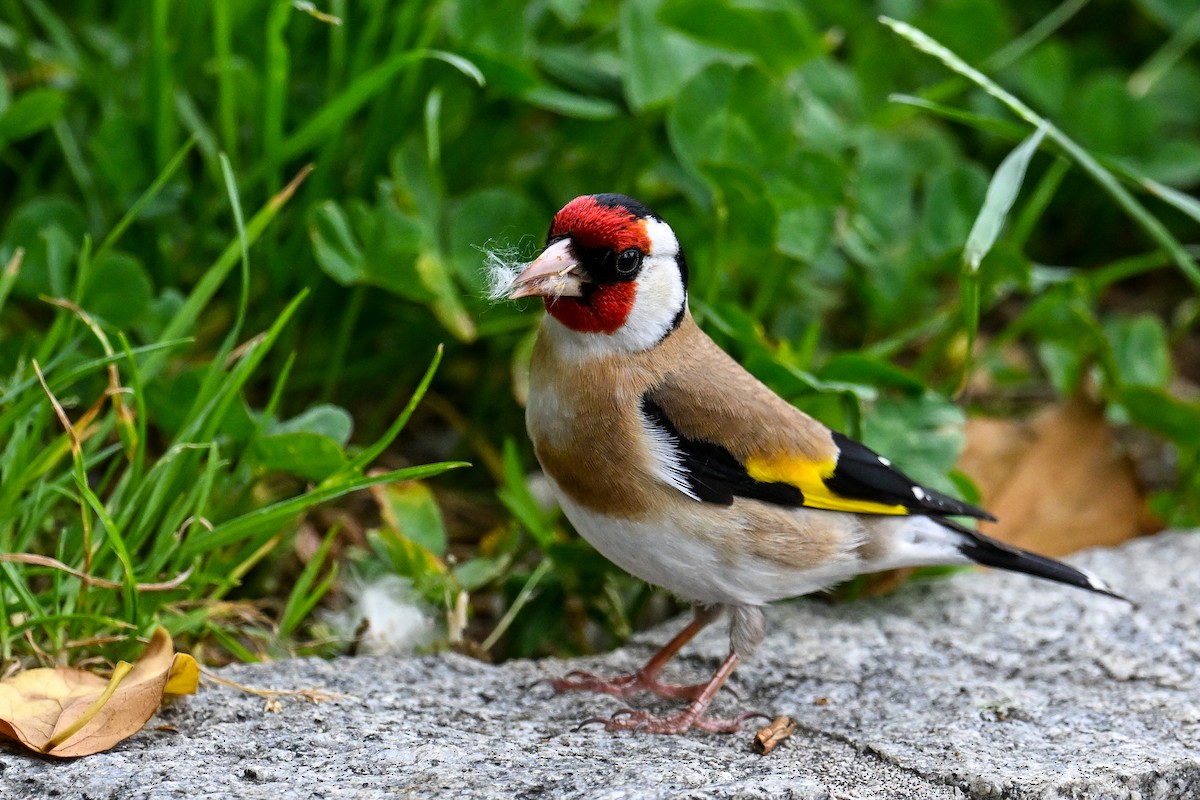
0,185 -> 465,662
0,0 -> 1197,667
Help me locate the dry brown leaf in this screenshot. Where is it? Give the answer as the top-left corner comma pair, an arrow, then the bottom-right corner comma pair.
958,400 -> 1161,556
0,626 -> 198,758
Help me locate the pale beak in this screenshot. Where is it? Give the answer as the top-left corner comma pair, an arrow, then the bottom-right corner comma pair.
507,238 -> 588,299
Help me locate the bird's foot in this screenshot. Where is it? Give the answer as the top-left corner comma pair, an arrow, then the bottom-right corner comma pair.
577,707 -> 769,734
551,669 -> 707,700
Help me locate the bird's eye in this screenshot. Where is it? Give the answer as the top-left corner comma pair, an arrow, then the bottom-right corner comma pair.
615,248 -> 643,277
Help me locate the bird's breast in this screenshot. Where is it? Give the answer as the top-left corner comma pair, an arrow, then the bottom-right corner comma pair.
526,329 -> 667,519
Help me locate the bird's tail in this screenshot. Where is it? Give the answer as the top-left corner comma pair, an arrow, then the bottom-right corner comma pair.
932,515 -> 1129,603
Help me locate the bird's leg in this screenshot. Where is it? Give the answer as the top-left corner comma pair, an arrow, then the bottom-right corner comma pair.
551,606 -> 721,700
585,607 -> 768,733
585,651 -> 765,734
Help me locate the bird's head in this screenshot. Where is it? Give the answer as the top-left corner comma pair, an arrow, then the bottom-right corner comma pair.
505,194 -> 688,352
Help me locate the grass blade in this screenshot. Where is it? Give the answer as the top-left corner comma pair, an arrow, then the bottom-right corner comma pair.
0,248 -> 23,317
181,461 -> 468,557
140,165 -> 312,380
270,49 -> 483,173
1141,177 -> 1200,226
218,152 -> 251,337
278,527 -> 339,638
881,16 -> 1200,292
212,0 -> 237,159
344,344 -> 444,473
964,127 -> 1047,272
97,137 -> 197,258
1129,6 -> 1200,97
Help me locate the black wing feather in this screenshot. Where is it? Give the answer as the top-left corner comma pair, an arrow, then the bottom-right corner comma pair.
641,396 -> 992,521
641,396 -> 803,507
827,432 -> 995,520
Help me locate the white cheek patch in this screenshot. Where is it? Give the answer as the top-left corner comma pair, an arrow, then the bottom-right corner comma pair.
600,217 -> 687,352
621,255 -> 686,344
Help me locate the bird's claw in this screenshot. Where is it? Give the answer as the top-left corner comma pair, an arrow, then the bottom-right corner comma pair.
550,669 -> 707,700
733,710 -> 773,727
571,706 -> 762,734
573,716 -> 615,732
551,670 -> 635,698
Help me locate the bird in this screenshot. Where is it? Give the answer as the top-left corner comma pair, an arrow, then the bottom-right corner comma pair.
499,192 -> 1124,734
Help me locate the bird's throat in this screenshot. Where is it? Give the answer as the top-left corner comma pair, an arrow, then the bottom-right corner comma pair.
545,282 -> 635,334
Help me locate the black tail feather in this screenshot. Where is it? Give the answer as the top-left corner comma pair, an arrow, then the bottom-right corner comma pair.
932,515 -> 1129,603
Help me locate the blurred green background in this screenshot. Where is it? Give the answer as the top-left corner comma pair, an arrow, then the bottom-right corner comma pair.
0,0 -> 1197,667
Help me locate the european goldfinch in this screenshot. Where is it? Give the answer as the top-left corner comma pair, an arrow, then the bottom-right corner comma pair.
502,193 -> 1123,735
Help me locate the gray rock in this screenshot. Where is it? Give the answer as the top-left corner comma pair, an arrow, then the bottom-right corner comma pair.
2,533 -> 1198,799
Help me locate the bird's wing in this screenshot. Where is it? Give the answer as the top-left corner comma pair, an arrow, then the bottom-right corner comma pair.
641,320 -> 992,520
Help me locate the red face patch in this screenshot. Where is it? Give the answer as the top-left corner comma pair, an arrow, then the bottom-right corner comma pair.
544,283 -> 636,334
543,196 -> 650,334
551,196 -> 651,253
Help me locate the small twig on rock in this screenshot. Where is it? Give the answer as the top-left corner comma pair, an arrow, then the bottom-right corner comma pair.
752,715 -> 797,755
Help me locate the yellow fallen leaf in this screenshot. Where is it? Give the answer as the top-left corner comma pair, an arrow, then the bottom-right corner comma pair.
0,626 -> 197,758
165,653 -> 200,697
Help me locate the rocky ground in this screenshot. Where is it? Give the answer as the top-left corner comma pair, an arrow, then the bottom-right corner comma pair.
2,533 -> 1197,799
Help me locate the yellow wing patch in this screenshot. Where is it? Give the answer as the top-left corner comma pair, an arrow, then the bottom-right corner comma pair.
744,454 -> 908,515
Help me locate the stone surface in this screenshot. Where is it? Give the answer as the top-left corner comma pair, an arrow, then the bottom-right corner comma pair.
1,533 -> 1198,799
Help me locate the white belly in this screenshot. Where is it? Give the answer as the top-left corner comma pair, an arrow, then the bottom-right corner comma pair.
548,477 -> 865,606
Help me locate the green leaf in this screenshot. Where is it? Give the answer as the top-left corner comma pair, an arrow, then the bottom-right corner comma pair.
275,49 -> 482,168
2,197 -> 85,297
819,354 -> 926,394
767,149 -> 845,260
450,0 -> 529,56
1141,175 -> 1200,226
917,0 -> 1013,60
308,201 -> 365,284
881,15 -> 1200,290
273,404 -> 354,446
775,205 -> 836,261
0,88 -> 66,148
920,162 -> 990,259
278,527 -> 339,638
184,462 -> 468,557
1068,73 -> 1156,157
1036,339 -> 1088,398
452,555 -> 510,592
1134,0 -> 1197,28
497,439 -> 559,552
704,163 -> 777,259
448,188 -> 541,291
377,481 -> 448,557
367,528 -> 448,599
80,251 -> 153,328
963,127 -> 1046,272
668,63 -> 797,173
659,0 -> 820,73
861,394 -> 967,493
346,346 -> 444,474
1104,314 -> 1172,389
852,133 -> 919,244
415,251 -> 476,342
250,432 -> 347,482
619,0 -> 723,110
29,225 -> 76,299
1013,41 -> 1073,116
1119,386 -> 1200,448
523,85 -> 620,120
